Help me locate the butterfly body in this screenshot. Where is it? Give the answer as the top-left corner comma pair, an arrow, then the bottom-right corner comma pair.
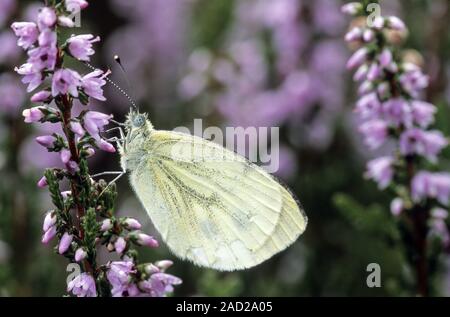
119,111 -> 307,271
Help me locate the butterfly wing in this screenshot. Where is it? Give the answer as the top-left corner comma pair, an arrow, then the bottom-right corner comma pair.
129,130 -> 307,271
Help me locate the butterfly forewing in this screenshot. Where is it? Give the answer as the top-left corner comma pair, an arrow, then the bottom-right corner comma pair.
127,129 -> 307,271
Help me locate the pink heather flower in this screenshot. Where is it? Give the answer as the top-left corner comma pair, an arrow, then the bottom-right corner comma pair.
81,70 -> 108,101
366,63 -> 382,81
67,34 -> 100,61
31,90 -> 52,103
58,232 -> 73,254
341,2 -> 362,15
106,261 -> 136,297
124,218 -> 142,230
155,260 -> 173,271
359,119 -> 388,150
43,211 -> 57,232
432,208 -> 448,220
15,63 -> 43,92
353,64 -> 368,82
377,82 -> 390,99
365,156 -> 394,189
399,129 -> 448,162
66,160 -> 80,174
136,233 -> 159,248
66,0 -> 89,10
114,237 -> 127,254
411,172 -> 450,205
346,47 -> 368,70
411,101 -> 436,128
22,107 -> 43,123
36,135 -> 56,148
11,22 -> 39,49
67,273 -> 97,297
399,68 -> 429,98
373,16 -> 385,30
60,149 -> 72,164
52,69 -> 81,97
145,264 -> 160,275
38,29 -> 57,47
379,49 -> 393,68
83,111 -> 112,137
344,27 -> 362,42
70,122 -> 85,137
96,138 -> 116,153
61,191 -> 72,199
358,80 -> 373,95
362,29 -> 375,42
390,198 -> 403,217
37,175 -> 48,188
430,218 -> 450,246
139,273 -> 182,297
37,7 -> 57,30
27,45 -> 58,71
100,219 -> 113,232
75,248 -> 87,262
42,226 -> 57,244
58,16 -> 75,28
355,93 -> 381,120
387,16 -> 406,31
381,98 -> 411,127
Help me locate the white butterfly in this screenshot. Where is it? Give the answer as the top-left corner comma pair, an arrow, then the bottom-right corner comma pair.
107,110 -> 307,271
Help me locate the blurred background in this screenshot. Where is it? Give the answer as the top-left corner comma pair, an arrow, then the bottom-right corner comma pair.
1,0 -> 450,296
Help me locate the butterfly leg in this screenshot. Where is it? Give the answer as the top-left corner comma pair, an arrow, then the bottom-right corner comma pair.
104,127 -> 124,134
98,171 -> 126,197
105,136 -> 125,143
110,119 -> 127,127
91,171 -> 124,178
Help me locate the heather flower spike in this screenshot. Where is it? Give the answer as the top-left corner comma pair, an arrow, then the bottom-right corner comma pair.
343,1 -> 450,296
12,0 -> 181,297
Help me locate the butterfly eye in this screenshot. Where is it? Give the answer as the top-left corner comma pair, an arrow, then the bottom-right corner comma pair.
133,115 -> 145,127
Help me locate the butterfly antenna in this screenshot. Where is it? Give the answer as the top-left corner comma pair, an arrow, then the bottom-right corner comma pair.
114,55 -> 139,112
83,61 -> 138,111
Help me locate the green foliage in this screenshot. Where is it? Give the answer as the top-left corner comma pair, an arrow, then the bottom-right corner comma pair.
197,271 -> 244,297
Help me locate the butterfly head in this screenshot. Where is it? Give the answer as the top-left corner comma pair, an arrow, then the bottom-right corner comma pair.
126,110 -> 153,132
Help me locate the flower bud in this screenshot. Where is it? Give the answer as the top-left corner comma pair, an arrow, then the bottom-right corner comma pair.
136,233 -> 159,248
43,211 -> 57,232
124,218 -> 142,230
36,135 -> 56,148
75,248 -> 88,262
31,90 -> 52,103
390,198 -> 404,217
97,138 -> 116,153
100,219 -> 113,232
42,226 -> 57,244
23,107 -> 44,123
60,149 -> 71,164
341,2 -> 362,15
144,263 -> 160,274
37,176 -> 48,188
70,122 -> 85,137
114,237 -> 127,254
38,7 -> 57,30
58,232 -> 73,254
155,260 -> 173,271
